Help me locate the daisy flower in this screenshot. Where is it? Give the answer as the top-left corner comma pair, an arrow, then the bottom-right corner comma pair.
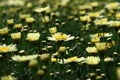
0,44 -> 17,53
12,54 -> 39,62
85,56 -> 100,65
47,32 -> 74,42
26,32 -> 40,42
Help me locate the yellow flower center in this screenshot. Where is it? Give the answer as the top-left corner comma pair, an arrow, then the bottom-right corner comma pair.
0,46 -> 10,52
54,33 -> 68,41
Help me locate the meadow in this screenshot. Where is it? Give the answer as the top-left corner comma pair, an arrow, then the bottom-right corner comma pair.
0,0 -> 120,80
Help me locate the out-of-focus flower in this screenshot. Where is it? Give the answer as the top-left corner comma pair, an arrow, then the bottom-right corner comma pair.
80,15 -> 91,22
47,32 -> 74,42
116,67 -> 120,80
95,42 -> 107,51
104,57 -> 114,62
26,32 -> 40,42
108,21 -> 120,27
0,27 -> 9,35
37,69 -> 45,76
42,16 -> 50,23
6,0 -> 25,6
28,59 -> 38,68
85,56 -> 100,65
26,17 -> 35,23
116,13 -> 120,19
86,46 -> 98,53
91,37 -> 100,43
49,27 -> 57,34
105,2 -> 119,10
58,46 -> 67,52
19,14 -> 31,20
61,0 -> 70,7
66,56 -> 85,63
34,5 -> 50,13
7,19 -> 14,25
1,75 -> 17,80
12,54 -> 39,62
0,44 -> 17,53
40,53 -> 50,61
10,32 -> 21,40
94,18 -> 108,26
90,2 -> 99,8
13,24 -> 22,29
87,12 -> 100,18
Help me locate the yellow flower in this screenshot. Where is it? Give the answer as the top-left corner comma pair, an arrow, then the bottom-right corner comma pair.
86,47 -> 98,53
94,18 -> 108,26
13,23 -> 22,29
26,32 -> 40,42
87,12 -> 100,18
91,37 -> 100,43
47,32 -> 74,42
85,56 -> 100,65
12,54 -> 39,62
10,32 -> 21,40
0,44 -> 17,53
90,2 -> 99,8
7,19 -> 14,25
34,5 -> 50,13
1,75 -> 17,80
58,46 -> 67,52
116,67 -> 120,80
108,21 -> 120,27
19,14 -> 31,20
95,42 -> 107,51
6,0 -> 25,6
80,15 -> 91,22
66,56 -> 85,63
26,17 -> 35,23
105,2 -> 119,10
0,27 -> 9,35
49,27 -> 57,34
42,16 -> 50,23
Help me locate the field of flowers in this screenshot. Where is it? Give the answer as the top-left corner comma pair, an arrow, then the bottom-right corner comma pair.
0,0 -> 120,80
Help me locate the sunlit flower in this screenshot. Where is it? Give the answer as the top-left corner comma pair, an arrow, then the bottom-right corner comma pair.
94,18 -> 108,26
26,32 -> 40,42
6,0 -> 25,6
0,44 -> 17,53
42,16 -> 50,23
104,57 -> 114,62
28,59 -> 38,68
49,27 -> 57,34
12,54 -> 39,62
0,27 -> 9,35
91,37 -> 100,43
47,32 -> 74,42
13,23 -> 22,29
90,2 -> 99,8
66,56 -> 85,63
105,2 -> 119,10
40,53 -> 50,61
10,32 -> 21,40
85,56 -> 100,65
116,67 -> 120,80
87,12 -> 100,18
86,46 -> 98,53
34,5 -> 50,13
95,42 -> 107,51
80,15 -> 91,22
108,21 -> 120,27
58,46 -> 67,52
1,75 -> 17,80
19,14 -> 31,20
7,19 -> 14,25
26,17 -> 35,23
